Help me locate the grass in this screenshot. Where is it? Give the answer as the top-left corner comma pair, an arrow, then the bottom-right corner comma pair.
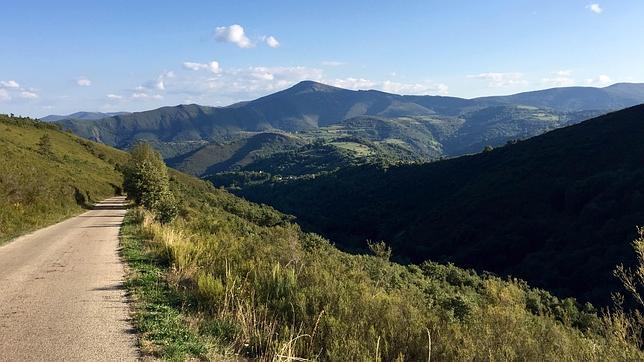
0,115 -> 126,244
122,170 -> 644,361
119,210 -> 216,361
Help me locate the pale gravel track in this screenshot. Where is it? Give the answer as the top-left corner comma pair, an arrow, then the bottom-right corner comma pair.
0,196 -> 138,361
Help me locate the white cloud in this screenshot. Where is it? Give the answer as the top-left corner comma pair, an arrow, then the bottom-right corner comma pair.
0,80 -> 20,88
183,61 -> 221,74
131,92 -> 163,100
20,91 -> 39,99
214,24 -> 252,48
587,3 -> 603,14
468,72 -> 528,87
76,78 -> 92,86
106,94 -> 123,100
586,74 -> 612,86
138,71 -> 174,92
541,70 -> 576,87
0,89 -> 10,101
321,60 -> 345,67
329,78 -> 448,95
264,35 -> 280,48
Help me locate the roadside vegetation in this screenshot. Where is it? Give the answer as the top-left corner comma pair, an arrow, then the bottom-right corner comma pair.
0,114 -> 126,244
120,142 -> 643,361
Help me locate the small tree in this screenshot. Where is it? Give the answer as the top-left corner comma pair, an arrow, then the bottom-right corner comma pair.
367,240 -> 392,260
122,142 -> 178,223
37,133 -> 53,156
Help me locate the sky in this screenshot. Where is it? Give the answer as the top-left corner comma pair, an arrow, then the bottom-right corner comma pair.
1,0 -> 643,117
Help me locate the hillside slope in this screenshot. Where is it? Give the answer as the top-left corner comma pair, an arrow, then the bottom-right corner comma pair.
239,105 -> 644,305
121,153 -> 642,360
166,132 -> 304,176
0,115 -> 126,243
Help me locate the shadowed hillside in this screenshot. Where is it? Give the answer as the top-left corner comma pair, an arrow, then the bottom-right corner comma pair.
239,105 -> 644,306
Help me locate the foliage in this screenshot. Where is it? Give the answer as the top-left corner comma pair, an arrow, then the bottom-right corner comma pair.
121,167 -> 643,360
0,114 -> 126,243
239,105 -> 644,307
122,142 -> 177,223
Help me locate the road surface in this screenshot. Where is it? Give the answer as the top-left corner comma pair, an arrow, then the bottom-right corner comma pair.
0,196 -> 138,361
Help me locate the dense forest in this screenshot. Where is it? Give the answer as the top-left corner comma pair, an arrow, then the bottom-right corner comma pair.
239,105 -> 644,306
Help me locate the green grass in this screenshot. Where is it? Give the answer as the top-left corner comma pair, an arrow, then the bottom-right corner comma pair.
124,169 -> 643,361
0,115 -> 127,244
119,211 -> 213,361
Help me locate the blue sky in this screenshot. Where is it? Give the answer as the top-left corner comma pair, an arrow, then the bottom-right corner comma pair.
1,0 -> 643,117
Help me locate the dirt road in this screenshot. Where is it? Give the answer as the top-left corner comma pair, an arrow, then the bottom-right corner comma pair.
0,196 -> 138,361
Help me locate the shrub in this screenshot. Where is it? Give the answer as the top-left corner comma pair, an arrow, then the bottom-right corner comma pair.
122,142 -> 177,223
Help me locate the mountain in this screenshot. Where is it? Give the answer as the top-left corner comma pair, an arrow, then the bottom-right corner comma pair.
56,81 -> 643,160
41,111 -> 130,122
479,83 -> 644,111
238,105 -> 644,306
166,132 -> 304,176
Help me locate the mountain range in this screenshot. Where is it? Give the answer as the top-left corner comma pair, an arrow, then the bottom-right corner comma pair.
55,81 -> 644,164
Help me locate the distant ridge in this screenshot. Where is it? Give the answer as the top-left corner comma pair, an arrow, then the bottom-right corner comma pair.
41,111 -> 130,122
55,81 -> 644,158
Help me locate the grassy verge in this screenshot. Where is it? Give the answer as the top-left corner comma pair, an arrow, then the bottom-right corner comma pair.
120,210 -> 214,361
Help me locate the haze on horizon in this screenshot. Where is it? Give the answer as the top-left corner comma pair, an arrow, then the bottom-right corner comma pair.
1,0 -> 643,117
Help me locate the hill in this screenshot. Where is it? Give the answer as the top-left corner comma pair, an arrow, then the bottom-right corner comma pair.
41,111 -> 130,122
121,145 -> 641,360
56,81 -> 641,160
166,132 -> 305,176
238,105 -> 644,306
0,114 -> 127,243
480,83 -> 644,111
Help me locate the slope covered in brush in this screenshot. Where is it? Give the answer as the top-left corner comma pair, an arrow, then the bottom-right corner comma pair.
239,105 -> 644,305
121,154 -> 642,360
0,115 -> 126,243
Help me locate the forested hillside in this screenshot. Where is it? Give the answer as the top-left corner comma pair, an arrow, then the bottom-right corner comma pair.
120,145 -> 642,360
0,115 -> 126,243
239,105 -> 644,306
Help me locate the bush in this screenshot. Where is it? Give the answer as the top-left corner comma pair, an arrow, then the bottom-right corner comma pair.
122,142 -> 177,223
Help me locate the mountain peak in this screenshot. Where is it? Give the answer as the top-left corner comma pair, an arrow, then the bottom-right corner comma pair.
288,80 -> 340,93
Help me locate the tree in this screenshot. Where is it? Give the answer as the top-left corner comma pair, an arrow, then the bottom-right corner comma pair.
37,133 -> 53,156
122,142 -> 178,223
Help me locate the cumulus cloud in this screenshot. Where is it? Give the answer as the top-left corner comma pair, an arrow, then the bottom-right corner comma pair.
542,70 -> 576,87
0,80 -> 20,88
586,74 -> 612,86
587,3 -> 603,14
76,78 -> 92,86
214,24 -> 252,48
183,61 -> 221,74
106,94 -> 123,100
468,72 -> 528,87
264,35 -> 280,48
